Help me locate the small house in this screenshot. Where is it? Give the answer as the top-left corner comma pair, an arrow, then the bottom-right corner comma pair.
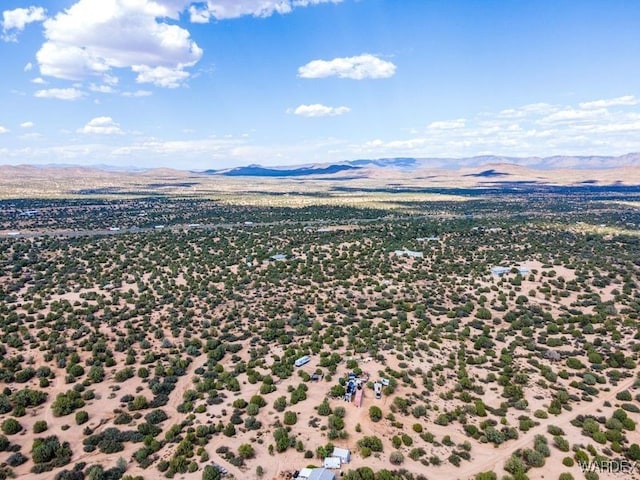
271,254 -> 287,261
393,249 -> 423,258
491,266 -> 510,276
323,457 -> 341,469
332,447 -> 351,464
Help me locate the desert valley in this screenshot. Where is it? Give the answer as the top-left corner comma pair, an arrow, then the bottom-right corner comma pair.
0,160 -> 639,480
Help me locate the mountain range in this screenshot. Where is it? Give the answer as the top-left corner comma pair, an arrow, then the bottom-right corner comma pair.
2,154 -> 640,195
202,153 -> 640,177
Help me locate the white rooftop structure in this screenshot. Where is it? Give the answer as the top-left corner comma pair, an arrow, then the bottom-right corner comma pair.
394,249 -> 423,258
298,468 -> 314,480
270,254 -> 287,261
491,266 -> 510,276
308,469 -> 336,480
332,447 -> 351,463
294,355 -> 310,367
323,457 -> 341,469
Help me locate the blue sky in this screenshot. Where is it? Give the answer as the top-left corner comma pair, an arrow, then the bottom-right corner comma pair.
0,0 -> 639,169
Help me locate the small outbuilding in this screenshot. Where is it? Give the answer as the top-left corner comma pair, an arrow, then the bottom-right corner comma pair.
332,447 -> 351,464
308,468 -> 337,480
297,468 -> 314,479
323,457 -> 341,469
491,266 -> 510,276
394,249 -> 424,258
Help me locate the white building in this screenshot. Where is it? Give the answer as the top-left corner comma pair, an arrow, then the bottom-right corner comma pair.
332,447 -> 351,464
394,249 -> 423,258
323,457 -> 341,469
308,469 -> 336,480
491,266 -> 510,276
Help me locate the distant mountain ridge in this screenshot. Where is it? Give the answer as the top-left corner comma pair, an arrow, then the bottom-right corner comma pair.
3,153 -> 640,178
3,153 -> 640,194
204,164 -> 360,177
200,153 -> 640,177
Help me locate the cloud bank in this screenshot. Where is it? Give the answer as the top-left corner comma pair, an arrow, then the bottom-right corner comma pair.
298,54 -> 397,80
290,104 -> 350,117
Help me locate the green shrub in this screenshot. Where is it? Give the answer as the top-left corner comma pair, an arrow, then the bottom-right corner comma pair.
369,406 -> 382,422
273,396 -> 287,412
475,472 -> 496,480
284,411 -> 297,425
238,443 -> 255,459
357,436 -> 383,453
51,390 -> 85,417
1,418 -> 22,435
75,411 -> 89,425
202,465 -> 221,480
33,420 -> 48,433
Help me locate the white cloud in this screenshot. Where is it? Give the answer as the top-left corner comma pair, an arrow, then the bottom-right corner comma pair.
348,94 -> 640,160
24,62 -> 33,71
20,121 -> 35,128
78,116 -> 123,135
89,84 -> 115,94
298,54 -> 396,80
498,103 -> 557,118
36,0 -> 202,87
34,87 -> 85,100
122,90 -> 153,97
0,126 -> 8,134
193,0 -> 342,21
428,119 -> 465,130
188,5 -> 212,23
290,104 -> 350,117
364,138 -> 427,150
539,107 -> 609,124
132,65 -> 190,88
1,6 -> 46,41
31,77 -> 46,84
579,95 -> 638,109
